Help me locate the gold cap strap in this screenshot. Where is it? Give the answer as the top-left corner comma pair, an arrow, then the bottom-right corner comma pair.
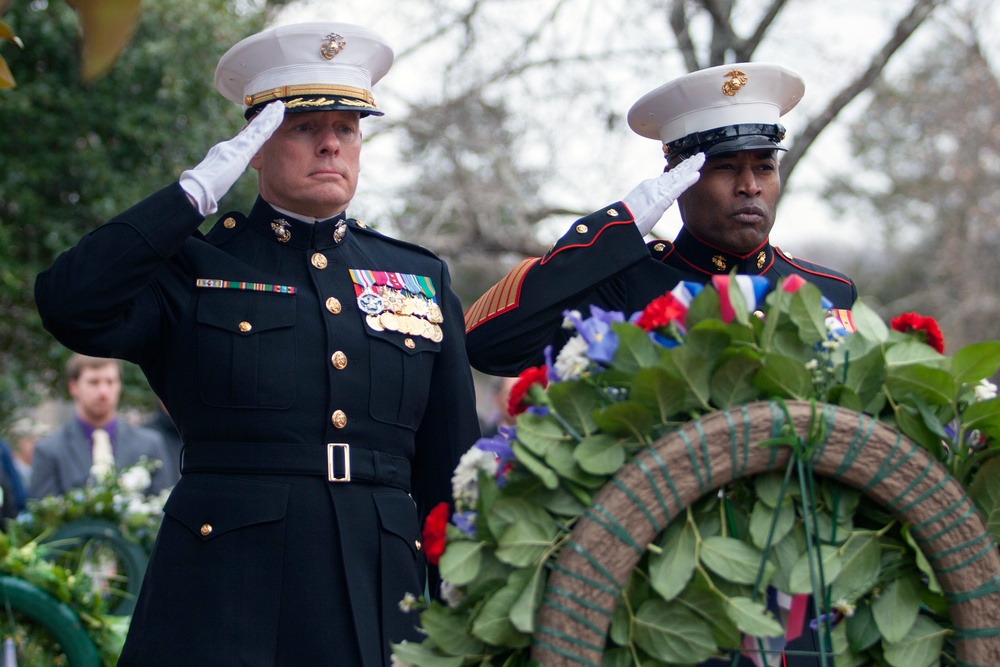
245,83 -> 376,108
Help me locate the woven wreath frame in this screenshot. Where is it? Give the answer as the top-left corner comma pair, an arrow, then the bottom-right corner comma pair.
531,400 -> 1000,666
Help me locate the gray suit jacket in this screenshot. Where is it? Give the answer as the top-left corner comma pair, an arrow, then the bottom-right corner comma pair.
29,419 -> 171,499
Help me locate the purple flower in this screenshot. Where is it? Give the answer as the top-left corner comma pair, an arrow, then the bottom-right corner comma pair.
544,345 -> 561,382
452,510 -> 477,537
477,431 -> 514,461
526,405 -> 550,418
809,610 -> 843,631
564,305 -> 624,364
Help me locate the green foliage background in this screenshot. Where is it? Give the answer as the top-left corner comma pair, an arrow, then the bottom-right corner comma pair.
0,0 -> 266,420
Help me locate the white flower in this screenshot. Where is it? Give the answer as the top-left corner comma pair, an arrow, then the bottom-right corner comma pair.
451,446 -> 498,507
554,335 -> 590,381
824,315 -> 846,339
119,466 -> 152,494
834,598 -> 856,618
398,592 -> 417,613
440,580 -> 466,609
562,310 -> 581,329
805,359 -> 819,371
974,378 -> 998,402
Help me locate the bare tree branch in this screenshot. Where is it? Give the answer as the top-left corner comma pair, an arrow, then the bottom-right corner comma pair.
734,0 -> 790,61
670,0 -> 702,71
779,0 -> 949,189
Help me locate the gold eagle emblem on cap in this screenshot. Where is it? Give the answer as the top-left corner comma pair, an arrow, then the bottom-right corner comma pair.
320,33 -> 346,60
722,70 -> 748,96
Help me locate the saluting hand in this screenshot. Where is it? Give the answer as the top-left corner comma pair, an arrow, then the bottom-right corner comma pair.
623,152 -> 705,236
179,102 -> 286,216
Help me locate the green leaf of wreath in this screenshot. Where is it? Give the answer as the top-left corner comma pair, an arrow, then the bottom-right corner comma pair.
509,565 -> 546,633
592,402 -> 654,441
789,544 -> 843,593
846,600 -> 882,653
496,520 -> 557,567
418,603 -> 485,657
573,433 -> 626,475
902,525 -> 941,595
661,345 -> 713,410
545,440 -> 607,487
724,596 -> 784,638
486,497 -> 557,542
885,365 -> 955,406
830,531 -> 882,601
832,340 -> 885,408
547,381 -> 600,436
650,520 -> 697,601
630,367 -> 689,423
471,574 -> 533,647
710,349 -> 764,408
885,340 -> 949,370
511,442 -> 560,490
952,340 -> 1000,385
872,575 -> 922,643
968,456 -> 1000,546
788,283 -> 828,345
881,614 -> 946,667
439,541 -> 484,586
962,396 -> 1000,443
513,412 -> 566,458
632,599 -> 717,664
749,499 -> 795,551
610,321 -> 660,373
390,638 -> 466,667
753,353 -> 813,400
700,536 -> 774,586
851,300 -> 890,342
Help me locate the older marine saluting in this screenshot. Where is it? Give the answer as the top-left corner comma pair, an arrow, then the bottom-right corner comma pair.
36,22 -> 479,666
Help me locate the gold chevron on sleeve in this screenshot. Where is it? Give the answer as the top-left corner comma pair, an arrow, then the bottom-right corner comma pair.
464,258 -> 539,332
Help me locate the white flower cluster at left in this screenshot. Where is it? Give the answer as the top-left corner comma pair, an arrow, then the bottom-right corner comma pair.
451,446 -> 498,510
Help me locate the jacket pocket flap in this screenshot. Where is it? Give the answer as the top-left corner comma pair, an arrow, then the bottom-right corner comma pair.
374,493 -> 419,557
196,289 -> 296,334
164,474 -> 290,541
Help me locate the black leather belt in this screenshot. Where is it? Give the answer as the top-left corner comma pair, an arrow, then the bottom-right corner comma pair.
180,442 -> 411,492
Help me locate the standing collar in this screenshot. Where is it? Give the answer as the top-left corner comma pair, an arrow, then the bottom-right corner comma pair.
666,227 -> 774,275
245,197 -> 352,250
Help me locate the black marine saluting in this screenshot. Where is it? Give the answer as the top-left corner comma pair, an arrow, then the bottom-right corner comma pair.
465,62 -> 857,378
35,22 -> 480,667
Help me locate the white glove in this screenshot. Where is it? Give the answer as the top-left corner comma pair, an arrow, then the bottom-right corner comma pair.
623,152 -> 706,236
179,102 -> 286,215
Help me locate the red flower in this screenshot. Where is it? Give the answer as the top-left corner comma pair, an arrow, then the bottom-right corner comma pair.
635,293 -> 687,332
507,366 -> 549,416
422,501 -> 449,566
890,312 -> 945,354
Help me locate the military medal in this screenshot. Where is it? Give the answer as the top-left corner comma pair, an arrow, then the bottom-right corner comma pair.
350,270 -> 384,314
380,311 -> 399,331
426,303 -> 444,324
348,268 -> 443,339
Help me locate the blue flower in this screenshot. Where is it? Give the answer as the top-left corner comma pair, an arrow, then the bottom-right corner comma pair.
477,430 -> 514,461
452,510 -> 477,537
565,305 -> 625,364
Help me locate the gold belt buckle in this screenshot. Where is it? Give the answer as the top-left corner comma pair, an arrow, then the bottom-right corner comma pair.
327,443 -> 351,482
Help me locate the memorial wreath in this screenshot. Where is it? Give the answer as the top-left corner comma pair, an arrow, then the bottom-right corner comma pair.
394,274 -> 1000,667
